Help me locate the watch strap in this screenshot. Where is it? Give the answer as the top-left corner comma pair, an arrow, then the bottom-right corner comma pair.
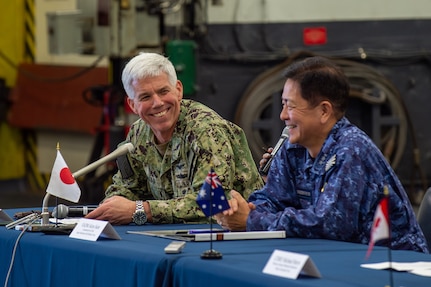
132,200 -> 147,225
136,200 -> 144,212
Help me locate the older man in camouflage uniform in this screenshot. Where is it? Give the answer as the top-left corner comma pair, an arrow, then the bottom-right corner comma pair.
86,52 -> 263,225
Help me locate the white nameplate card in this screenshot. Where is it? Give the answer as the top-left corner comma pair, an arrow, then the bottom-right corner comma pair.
263,249 -> 321,279
69,218 -> 121,241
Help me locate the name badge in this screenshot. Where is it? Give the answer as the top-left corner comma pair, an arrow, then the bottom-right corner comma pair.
296,190 -> 311,197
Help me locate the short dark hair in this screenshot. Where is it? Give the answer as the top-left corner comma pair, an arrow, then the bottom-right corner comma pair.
283,56 -> 349,119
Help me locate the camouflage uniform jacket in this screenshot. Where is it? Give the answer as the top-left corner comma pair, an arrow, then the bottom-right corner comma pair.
106,99 -> 263,224
248,117 -> 428,253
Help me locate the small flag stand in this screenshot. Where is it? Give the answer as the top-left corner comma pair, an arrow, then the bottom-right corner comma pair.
366,185 -> 393,287
201,194 -> 222,259
196,168 -> 230,259
384,186 -> 394,287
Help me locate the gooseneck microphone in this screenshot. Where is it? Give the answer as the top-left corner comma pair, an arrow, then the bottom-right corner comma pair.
52,204 -> 97,219
259,127 -> 289,175
41,143 -> 134,225
72,142 -> 134,178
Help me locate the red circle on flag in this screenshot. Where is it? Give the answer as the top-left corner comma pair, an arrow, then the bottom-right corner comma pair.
60,168 -> 75,184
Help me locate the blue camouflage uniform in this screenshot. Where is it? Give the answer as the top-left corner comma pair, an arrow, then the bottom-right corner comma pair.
105,99 -> 263,224
248,117 -> 428,253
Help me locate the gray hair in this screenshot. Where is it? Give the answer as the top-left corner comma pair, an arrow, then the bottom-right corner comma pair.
121,52 -> 178,99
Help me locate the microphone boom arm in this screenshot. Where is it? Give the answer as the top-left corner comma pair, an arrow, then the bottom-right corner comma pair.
41,143 -> 134,225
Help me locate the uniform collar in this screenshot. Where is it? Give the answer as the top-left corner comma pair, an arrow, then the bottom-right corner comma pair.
304,117 -> 350,175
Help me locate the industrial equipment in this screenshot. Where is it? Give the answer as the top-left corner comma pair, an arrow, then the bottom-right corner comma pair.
46,0 -> 431,202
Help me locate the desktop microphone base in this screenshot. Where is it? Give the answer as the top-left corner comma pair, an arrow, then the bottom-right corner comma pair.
201,249 -> 222,259
21,223 -> 77,235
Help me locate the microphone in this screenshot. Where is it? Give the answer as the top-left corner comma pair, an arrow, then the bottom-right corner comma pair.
41,142 -> 134,225
259,127 -> 289,175
52,204 -> 97,219
72,142 -> 134,178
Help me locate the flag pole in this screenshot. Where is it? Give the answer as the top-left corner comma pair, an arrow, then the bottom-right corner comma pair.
200,191 -> 222,259
54,143 -> 60,227
386,247 -> 393,287
209,195 -> 213,251
41,143 -> 60,225
384,185 -> 394,287
201,168 -> 222,259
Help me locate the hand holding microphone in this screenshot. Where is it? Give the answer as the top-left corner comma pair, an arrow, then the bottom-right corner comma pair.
259,127 -> 289,175
259,147 -> 273,176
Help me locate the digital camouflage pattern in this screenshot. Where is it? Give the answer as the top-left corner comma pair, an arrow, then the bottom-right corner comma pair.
248,117 -> 428,253
105,99 -> 264,224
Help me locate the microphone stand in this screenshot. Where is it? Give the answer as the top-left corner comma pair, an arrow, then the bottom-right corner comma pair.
41,168 -> 88,225
40,143 -> 134,225
201,190 -> 222,259
0,143 -> 132,232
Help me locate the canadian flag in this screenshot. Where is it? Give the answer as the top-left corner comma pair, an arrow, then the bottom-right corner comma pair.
365,195 -> 390,259
46,150 -> 81,203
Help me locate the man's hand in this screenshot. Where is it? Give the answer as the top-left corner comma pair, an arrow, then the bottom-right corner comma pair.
85,196 -> 135,225
259,147 -> 273,182
214,190 -> 255,231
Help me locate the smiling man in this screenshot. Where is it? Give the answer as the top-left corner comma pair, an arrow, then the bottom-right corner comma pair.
215,56 -> 428,253
86,52 -> 263,225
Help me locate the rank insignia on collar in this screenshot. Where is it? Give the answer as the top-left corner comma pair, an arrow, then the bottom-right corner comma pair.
325,154 -> 336,172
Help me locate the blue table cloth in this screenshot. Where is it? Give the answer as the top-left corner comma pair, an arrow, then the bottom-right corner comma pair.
1,208 -> 430,287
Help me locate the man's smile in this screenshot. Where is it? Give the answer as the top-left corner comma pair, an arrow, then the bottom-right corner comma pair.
153,109 -> 169,117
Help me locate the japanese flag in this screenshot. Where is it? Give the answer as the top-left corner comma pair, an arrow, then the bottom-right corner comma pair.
46,150 -> 81,203
365,196 -> 390,259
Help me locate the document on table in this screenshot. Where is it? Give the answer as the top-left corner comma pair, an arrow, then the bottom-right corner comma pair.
127,229 -> 286,241
361,261 -> 431,277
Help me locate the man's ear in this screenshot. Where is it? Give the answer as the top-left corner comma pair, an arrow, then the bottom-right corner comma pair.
320,101 -> 333,123
126,97 -> 137,114
176,80 -> 184,101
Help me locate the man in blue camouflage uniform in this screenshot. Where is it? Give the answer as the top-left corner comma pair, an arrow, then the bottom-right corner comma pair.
87,52 -> 263,225
216,56 -> 428,253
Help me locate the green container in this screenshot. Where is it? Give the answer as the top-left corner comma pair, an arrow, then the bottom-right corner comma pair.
165,40 -> 197,96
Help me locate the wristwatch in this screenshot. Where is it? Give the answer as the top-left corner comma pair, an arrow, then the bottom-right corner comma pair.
132,200 -> 147,225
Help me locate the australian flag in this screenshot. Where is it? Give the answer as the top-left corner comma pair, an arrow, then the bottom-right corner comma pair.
196,168 -> 230,217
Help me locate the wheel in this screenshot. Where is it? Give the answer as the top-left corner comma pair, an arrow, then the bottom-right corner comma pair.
235,55 -> 407,169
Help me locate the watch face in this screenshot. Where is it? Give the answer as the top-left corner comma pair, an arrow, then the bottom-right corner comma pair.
133,210 -> 147,225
